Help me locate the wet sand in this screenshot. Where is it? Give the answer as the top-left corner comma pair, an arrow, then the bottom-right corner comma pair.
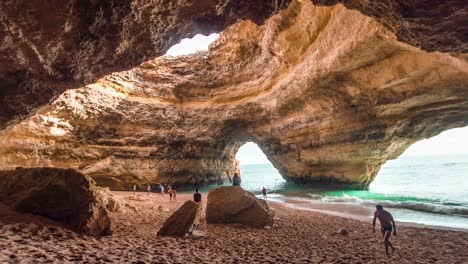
1,191 -> 468,263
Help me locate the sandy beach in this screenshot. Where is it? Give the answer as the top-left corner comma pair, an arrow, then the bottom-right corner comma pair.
1,191 -> 468,263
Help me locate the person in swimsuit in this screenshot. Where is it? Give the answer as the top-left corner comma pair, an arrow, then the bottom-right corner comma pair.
172,189 -> 177,202
372,204 -> 397,256
167,186 -> 173,202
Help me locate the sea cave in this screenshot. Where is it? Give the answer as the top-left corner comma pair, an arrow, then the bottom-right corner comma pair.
1,0 -> 468,262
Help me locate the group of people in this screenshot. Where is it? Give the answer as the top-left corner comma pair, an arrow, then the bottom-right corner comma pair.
133,183 -> 177,202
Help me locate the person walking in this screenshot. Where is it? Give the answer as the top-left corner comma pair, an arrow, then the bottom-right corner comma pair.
372,204 -> 397,256
133,184 -> 136,195
262,187 -> 267,200
146,184 -> 151,196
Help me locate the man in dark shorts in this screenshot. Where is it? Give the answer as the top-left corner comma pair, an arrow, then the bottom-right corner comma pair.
193,189 -> 202,204
372,204 -> 397,256
262,187 -> 267,200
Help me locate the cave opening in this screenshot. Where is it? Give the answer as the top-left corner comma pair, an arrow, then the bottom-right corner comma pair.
164,33 -> 219,56
366,126 -> 468,228
235,142 -> 285,193
371,126 -> 468,202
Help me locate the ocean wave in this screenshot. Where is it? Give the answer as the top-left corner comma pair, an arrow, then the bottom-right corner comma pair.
314,194 -> 468,217
366,201 -> 468,217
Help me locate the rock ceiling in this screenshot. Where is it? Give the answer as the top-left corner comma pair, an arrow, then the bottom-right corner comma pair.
0,0 -> 467,188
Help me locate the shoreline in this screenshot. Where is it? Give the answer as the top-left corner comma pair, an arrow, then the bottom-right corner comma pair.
2,191 -> 468,263
275,200 -> 468,233
130,189 -> 468,232
266,193 -> 468,232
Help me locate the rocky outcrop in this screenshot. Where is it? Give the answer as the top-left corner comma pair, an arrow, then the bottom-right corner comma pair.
157,200 -> 201,237
95,187 -> 127,213
206,186 -> 274,228
0,0 -> 467,188
0,0 -> 289,130
0,167 -> 111,236
315,0 -> 468,53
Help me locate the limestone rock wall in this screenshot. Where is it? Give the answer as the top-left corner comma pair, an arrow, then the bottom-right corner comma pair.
0,0 -> 467,188
0,0 -> 287,129
315,0 -> 468,53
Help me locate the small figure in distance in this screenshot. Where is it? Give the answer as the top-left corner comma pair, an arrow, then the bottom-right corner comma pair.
146,184 -> 151,196
262,187 -> 267,200
159,184 -> 165,197
133,184 -> 136,195
167,186 -> 173,202
372,204 -> 397,256
193,189 -> 202,204
172,189 -> 177,202
232,173 -> 241,186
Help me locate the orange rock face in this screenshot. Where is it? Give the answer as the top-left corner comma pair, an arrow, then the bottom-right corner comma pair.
0,0 -> 467,188
0,0 -> 286,129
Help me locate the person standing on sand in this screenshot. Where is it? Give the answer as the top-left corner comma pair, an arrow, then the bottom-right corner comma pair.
372,204 -> 397,256
172,189 -> 177,202
232,173 -> 241,186
146,184 -> 151,196
193,189 -> 202,204
133,184 -> 136,195
168,186 -> 173,202
159,184 -> 165,197
262,187 -> 267,200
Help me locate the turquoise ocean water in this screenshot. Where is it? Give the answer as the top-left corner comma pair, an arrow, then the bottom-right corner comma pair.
238,154 -> 468,229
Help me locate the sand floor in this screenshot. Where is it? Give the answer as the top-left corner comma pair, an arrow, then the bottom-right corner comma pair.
1,191 -> 468,263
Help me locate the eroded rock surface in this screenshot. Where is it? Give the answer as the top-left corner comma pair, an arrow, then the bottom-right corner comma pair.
206,186 -> 275,228
157,200 -> 201,237
315,0 -> 468,53
95,187 -> 128,213
0,0 -> 467,188
0,0 -> 289,129
0,167 -> 111,236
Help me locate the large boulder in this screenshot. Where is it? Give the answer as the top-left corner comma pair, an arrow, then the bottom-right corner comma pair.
0,167 -> 111,236
206,186 -> 274,228
157,200 -> 201,237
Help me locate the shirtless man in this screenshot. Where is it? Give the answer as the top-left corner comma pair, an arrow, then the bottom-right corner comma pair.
166,186 -> 171,201
262,187 -> 267,200
372,205 -> 396,256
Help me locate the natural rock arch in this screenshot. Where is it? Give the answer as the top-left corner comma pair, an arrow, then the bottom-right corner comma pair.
0,0 -> 467,189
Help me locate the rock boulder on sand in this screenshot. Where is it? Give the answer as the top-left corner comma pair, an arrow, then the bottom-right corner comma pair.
206,186 -> 274,228
95,187 -> 126,213
157,200 -> 201,237
0,167 -> 111,236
